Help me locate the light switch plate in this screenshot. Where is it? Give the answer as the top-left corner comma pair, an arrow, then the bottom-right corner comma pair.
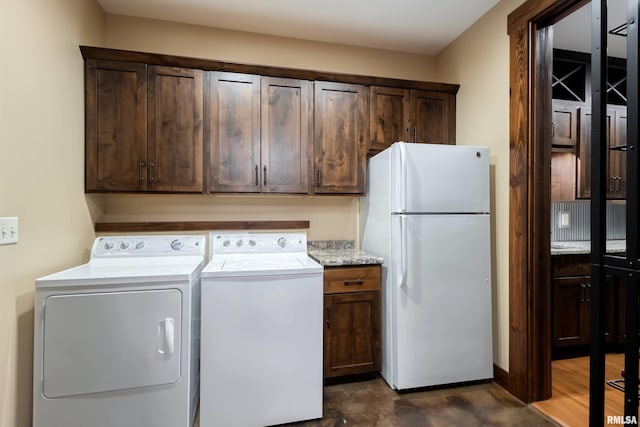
0,217 -> 19,245
559,211 -> 570,228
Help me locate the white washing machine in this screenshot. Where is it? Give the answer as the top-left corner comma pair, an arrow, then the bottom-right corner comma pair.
33,235 -> 206,427
200,233 -> 324,427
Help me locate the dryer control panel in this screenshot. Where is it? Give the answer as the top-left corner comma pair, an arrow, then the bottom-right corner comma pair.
92,235 -> 206,258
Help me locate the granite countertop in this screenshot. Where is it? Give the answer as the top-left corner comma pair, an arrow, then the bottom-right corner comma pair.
551,240 -> 626,255
307,240 -> 384,267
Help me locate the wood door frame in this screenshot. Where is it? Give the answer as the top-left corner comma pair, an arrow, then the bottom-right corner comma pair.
506,0 -> 590,402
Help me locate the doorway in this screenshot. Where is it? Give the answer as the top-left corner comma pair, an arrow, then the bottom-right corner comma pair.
507,0 -> 632,420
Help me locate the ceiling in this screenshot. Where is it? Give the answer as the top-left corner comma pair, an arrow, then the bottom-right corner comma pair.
554,0 -> 627,58
97,0 -> 501,55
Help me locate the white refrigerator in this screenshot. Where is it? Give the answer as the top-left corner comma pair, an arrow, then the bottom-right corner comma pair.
360,142 -> 493,390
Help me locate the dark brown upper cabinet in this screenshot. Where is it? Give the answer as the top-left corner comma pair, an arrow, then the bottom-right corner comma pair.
82,47 -> 459,196
369,86 -> 410,153
85,60 -> 203,193
577,107 -> 626,199
261,77 -> 311,193
314,81 -> 368,194
410,90 -> 454,146
551,100 -> 580,152
85,60 -> 147,192
369,86 -> 455,154
209,73 -> 311,194
209,72 -> 261,193
147,66 -> 204,192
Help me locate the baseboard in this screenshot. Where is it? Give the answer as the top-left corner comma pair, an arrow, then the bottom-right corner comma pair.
493,364 -> 510,390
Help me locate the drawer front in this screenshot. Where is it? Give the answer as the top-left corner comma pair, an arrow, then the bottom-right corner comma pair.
324,266 -> 381,294
552,254 -> 590,277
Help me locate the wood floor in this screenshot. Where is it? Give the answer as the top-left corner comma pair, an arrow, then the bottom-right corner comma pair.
533,353 -> 634,426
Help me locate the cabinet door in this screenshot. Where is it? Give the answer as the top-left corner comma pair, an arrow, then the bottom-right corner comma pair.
369,86 -> 410,153
610,108 -> 627,198
261,77 -> 311,193
577,108 -> 613,199
314,81 -> 368,194
209,72 -> 261,193
585,276 -> 616,344
553,277 -> 589,347
147,66 -> 203,192
324,292 -> 381,378
551,101 -> 579,151
410,90 -> 454,145
85,60 -> 147,192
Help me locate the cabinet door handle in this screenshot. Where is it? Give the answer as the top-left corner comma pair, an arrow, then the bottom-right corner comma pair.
325,305 -> 331,329
316,168 -> 322,187
343,279 -> 364,286
263,165 -> 267,186
615,176 -> 621,193
148,162 -> 155,184
255,165 -> 259,186
138,160 -> 146,183
551,121 -> 555,138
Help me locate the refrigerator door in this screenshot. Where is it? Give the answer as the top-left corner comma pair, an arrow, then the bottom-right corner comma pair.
390,142 -> 490,214
391,213 -> 493,390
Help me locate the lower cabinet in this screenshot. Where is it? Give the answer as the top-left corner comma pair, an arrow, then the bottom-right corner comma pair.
323,265 -> 381,378
552,254 -> 616,355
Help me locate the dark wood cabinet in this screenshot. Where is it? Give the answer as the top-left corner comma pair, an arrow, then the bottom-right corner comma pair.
209,72 -> 261,193
83,47 -> 459,196
147,66 -> 204,192
209,73 -> 311,194
323,265 -> 381,378
551,100 -> 580,152
314,81 -> 368,194
552,254 -> 615,355
369,87 -> 455,154
85,60 -> 203,192
261,77 -> 311,193
85,60 -> 147,192
577,107 -> 626,199
610,108 -> 627,198
369,86 -> 410,153
410,90 -> 454,145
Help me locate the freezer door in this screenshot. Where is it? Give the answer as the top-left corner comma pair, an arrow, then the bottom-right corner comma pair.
390,143 -> 490,213
392,214 -> 493,390
41,289 -> 182,398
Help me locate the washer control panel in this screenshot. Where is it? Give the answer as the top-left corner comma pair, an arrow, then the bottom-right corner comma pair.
92,235 -> 205,257
210,233 -> 307,255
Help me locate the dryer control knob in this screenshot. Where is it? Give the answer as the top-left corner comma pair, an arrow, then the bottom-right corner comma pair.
277,237 -> 287,248
119,241 -> 131,250
135,241 -> 146,250
236,239 -> 244,247
248,239 -> 256,247
170,239 -> 184,251
223,240 -> 231,247
104,241 -> 115,250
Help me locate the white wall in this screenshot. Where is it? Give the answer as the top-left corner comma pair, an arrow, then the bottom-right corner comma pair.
0,1 -> 105,426
436,0 -> 527,370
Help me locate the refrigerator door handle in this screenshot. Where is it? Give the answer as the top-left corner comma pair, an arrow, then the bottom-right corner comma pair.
399,143 -> 407,212
399,215 -> 408,288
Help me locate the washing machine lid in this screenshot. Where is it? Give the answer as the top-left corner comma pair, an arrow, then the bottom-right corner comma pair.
202,253 -> 323,278
36,256 -> 204,288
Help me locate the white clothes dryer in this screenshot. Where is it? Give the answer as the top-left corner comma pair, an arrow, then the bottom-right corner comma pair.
33,235 -> 205,427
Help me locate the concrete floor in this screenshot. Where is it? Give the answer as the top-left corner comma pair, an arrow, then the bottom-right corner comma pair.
197,377 -> 559,426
